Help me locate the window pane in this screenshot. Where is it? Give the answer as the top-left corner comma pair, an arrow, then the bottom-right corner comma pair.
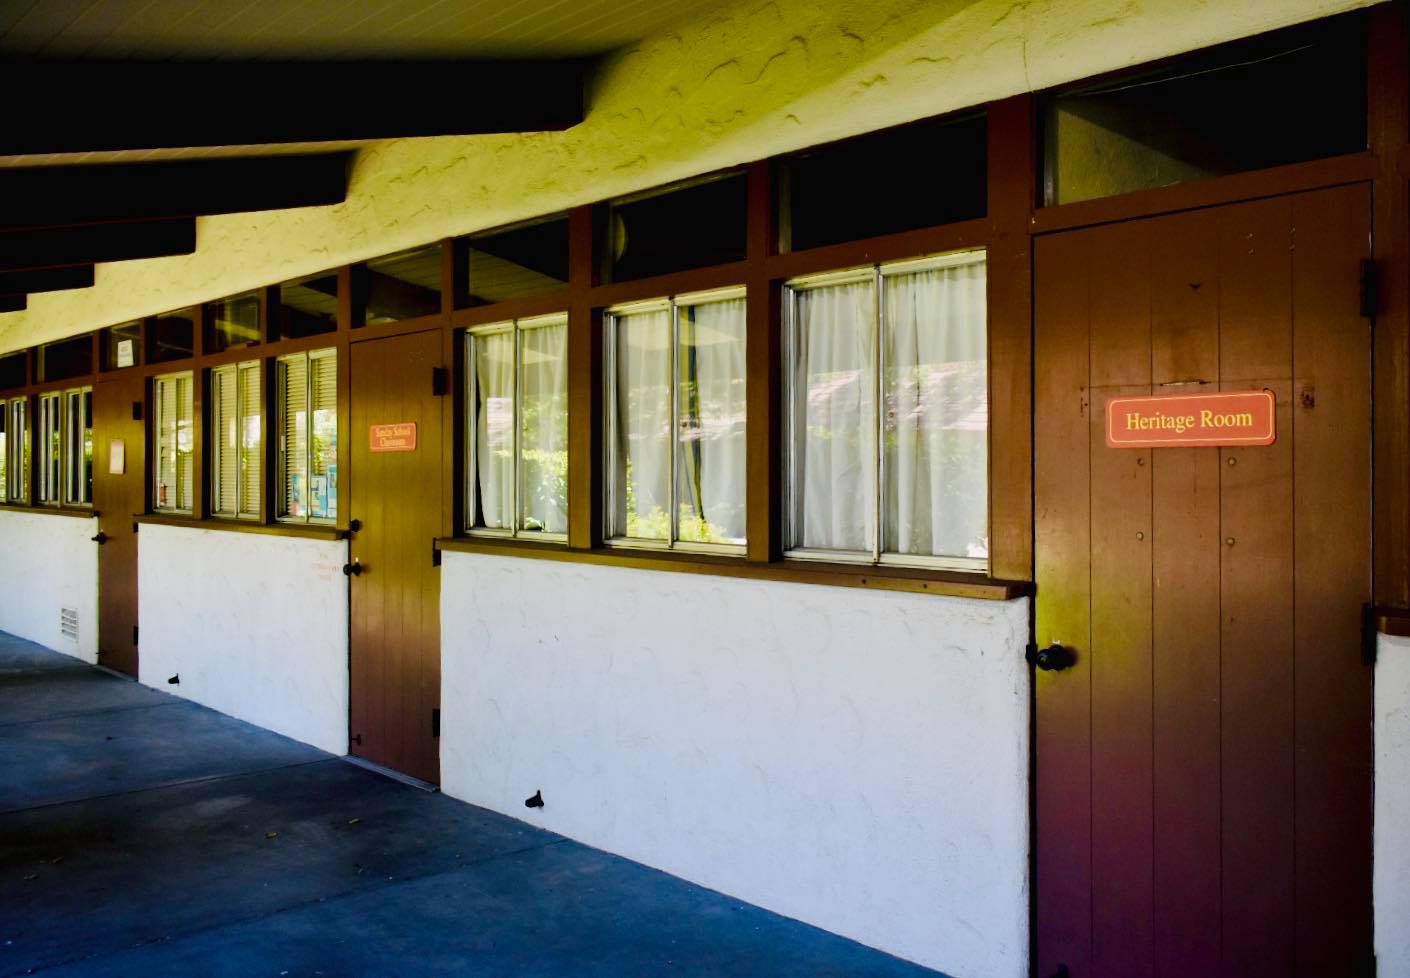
148,312 -> 195,364
205,293 -> 261,353
238,363 -> 262,518
788,276 -> 877,553
309,353 -> 337,521
608,306 -> 673,540
63,389 -> 92,505
211,367 -> 238,516
0,406 -> 7,502
155,374 -> 193,512
519,321 -> 567,534
362,246 -> 441,325
102,321 -> 142,371
882,258 -> 988,561
472,331 -> 515,530
279,357 -> 308,519
464,218 -> 569,306
39,337 -> 92,384
607,174 -> 747,282
276,274 -> 338,340
676,297 -> 746,545
0,353 -> 24,391
40,393 -> 61,503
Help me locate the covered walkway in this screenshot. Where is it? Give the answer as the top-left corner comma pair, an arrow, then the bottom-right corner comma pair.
0,633 -> 942,978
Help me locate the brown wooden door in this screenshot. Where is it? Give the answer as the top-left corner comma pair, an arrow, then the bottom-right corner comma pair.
349,329 -> 443,785
92,373 -> 146,677
1034,185 -> 1374,978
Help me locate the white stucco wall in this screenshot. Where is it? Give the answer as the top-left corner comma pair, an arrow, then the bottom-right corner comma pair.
0,0 -> 1375,353
1377,633 -> 1410,978
0,511 -> 99,663
440,552 -> 1030,978
137,523 -> 348,755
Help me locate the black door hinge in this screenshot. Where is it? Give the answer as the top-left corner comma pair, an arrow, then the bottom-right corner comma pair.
351,733 -> 362,746
1360,259 -> 1378,319
432,366 -> 449,396
132,625 -> 139,646
432,708 -> 441,738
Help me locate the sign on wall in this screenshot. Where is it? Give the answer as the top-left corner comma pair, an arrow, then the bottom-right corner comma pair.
369,422 -> 418,453
1106,390 -> 1276,449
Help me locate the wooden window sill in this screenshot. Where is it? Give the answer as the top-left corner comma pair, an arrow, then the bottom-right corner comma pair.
434,536 -> 1028,601
1372,605 -> 1410,639
0,503 -> 97,518
135,514 -> 346,542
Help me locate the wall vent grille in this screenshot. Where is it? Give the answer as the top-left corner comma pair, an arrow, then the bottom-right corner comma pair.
60,608 -> 79,642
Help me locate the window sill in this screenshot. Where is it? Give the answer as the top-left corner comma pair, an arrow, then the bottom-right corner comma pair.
1372,605 -> 1410,639
135,514 -> 346,542
0,503 -> 97,518
434,535 -> 1028,601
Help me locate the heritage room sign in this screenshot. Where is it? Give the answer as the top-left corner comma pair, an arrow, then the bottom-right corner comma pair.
1106,390 -> 1276,448
369,422 -> 418,453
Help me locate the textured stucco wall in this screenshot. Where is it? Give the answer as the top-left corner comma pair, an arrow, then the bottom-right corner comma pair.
137,524 -> 349,755
0,512 -> 99,662
440,552 -> 1031,978
0,0 -> 1375,353
1378,634 -> 1410,978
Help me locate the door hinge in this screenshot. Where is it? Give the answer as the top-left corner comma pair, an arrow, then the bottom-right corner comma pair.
351,732 -> 362,746
1360,259 -> 1378,319
432,708 -> 441,738
432,366 -> 449,397
132,625 -> 139,646
432,543 -> 441,567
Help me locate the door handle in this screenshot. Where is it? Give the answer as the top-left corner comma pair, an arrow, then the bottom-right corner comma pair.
1027,643 -> 1075,672
91,532 -> 109,545
342,559 -> 363,577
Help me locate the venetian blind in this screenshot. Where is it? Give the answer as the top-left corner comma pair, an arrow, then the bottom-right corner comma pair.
211,366 -> 238,516
238,362 -> 262,518
308,351 -> 337,521
154,374 -> 193,512
279,355 -> 308,519
0,405 -> 7,503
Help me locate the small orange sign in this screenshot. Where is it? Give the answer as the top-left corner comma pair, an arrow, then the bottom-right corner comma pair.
1106,390 -> 1276,449
369,422 -> 417,453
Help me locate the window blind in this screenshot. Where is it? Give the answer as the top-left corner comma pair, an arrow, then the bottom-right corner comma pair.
308,352 -> 336,521
154,373 -> 193,513
278,349 -> 335,522
211,366 -> 238,516
238,362 -> 262,518
278,355 -> 308,519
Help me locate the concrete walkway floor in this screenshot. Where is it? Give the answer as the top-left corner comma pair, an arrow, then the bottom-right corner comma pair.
0,633 -> 947,978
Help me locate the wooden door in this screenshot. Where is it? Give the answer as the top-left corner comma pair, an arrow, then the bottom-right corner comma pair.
1034,185 -> 1374,978
92,372 -> 146,677
349,329 -> 443,785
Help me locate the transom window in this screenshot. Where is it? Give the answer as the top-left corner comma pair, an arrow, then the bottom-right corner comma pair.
783,251 -> 988,569
276,349 -> 337,523
210,361 -> 263,520
465,314 -> 569,539
153,372 -> 195,514
604,287 -> 747,551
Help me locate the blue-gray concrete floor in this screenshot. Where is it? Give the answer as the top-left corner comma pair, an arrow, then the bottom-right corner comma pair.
0,633 -> 948,978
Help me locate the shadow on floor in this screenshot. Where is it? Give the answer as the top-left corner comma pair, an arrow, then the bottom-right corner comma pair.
0,632 -> 948,978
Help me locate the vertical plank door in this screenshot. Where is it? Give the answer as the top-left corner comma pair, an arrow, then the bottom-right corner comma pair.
92,372 -> 146,677
1033,184 -> 1373,978
348,329 -> 444,785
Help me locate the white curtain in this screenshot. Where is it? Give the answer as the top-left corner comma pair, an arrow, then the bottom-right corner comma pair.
677,297 -> 746,544
883,260 -> 988,560
519,322 -> 568,534
611,307 -> 673,539
792,278 -> 877,552
475,331 -> 515,529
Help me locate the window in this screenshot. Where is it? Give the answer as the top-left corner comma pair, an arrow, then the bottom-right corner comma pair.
205,292 -> 261,354
361,246 -> 442,326
277,349 -> 337,523
604,173 -> 748,282
148,312 -> 195,364
465,313 -> 569,539
102,321 -> 142,371
64,388 -> 93,507
783,251 -> 988,570
210,362 -> 262,519
0,352 -> 27,390
35,387 -> 92,507
38,392 -> 61,505
38,336 -> 93,384
3,397 -> 27,504
459,216 -> 569,306
153,372 -> 195,514
604,288 -> 747,550
274,273 -> 338,340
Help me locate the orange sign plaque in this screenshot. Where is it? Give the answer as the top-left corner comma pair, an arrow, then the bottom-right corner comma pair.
1105,390 -> 1276,449
369,422 -> 417,453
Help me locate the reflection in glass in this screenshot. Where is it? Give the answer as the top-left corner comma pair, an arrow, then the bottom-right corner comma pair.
608,305 -> 673,541
676,297 -> 746,544
518,321 -> 567,534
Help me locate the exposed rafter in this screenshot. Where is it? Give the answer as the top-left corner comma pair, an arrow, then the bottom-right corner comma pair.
0,219 -> 195,273
0,156 -> 350,232
0,59 -> 585,156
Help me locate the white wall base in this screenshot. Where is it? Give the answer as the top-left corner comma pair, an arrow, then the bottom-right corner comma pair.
440,552 -> 1030,978
137,524 -> 349,756
1377,633 -> 1410,978
0,511 -> 98,663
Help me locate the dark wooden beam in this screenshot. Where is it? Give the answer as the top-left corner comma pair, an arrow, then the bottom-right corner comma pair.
0,155 -> 349,232
0,265 -> 94,295
0,59 -> 585,155
0,295 -> 26,313
0,219 -> 195,273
